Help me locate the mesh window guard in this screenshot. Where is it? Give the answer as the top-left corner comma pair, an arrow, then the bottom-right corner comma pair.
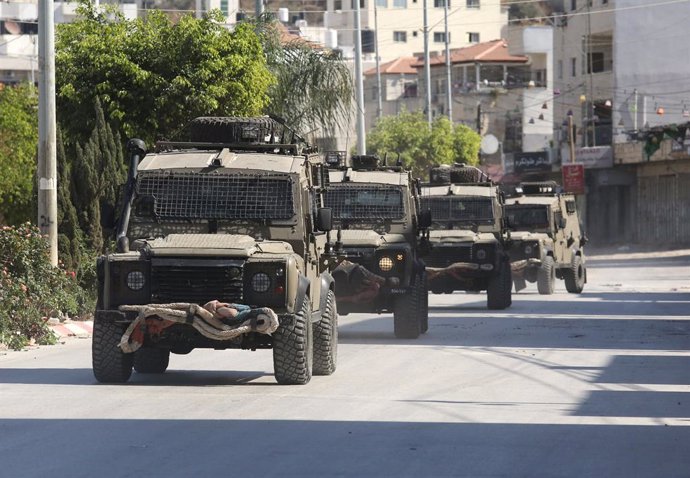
136,171 -> 295,220
422,196 -> 494,222
324,185 -> 405,220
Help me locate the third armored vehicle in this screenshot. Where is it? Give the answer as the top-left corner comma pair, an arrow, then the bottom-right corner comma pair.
93,117 -> 337,385
422,164 -> 512,310
323,154 -> 431,339
505,181 -> 587,294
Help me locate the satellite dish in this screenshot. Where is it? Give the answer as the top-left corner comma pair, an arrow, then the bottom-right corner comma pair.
480,134 -> 499,155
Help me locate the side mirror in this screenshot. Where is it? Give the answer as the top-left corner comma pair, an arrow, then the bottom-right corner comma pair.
418,209 -> 432,229
100,202 -> 116,230
559,217 -> 567,229
316,207 -> 333,232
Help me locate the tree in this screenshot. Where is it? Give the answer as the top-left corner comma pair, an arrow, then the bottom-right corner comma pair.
56,2 -> 274,145
0,83 -> 38,225
252,18 -> 353,139
366,111 -> 481,176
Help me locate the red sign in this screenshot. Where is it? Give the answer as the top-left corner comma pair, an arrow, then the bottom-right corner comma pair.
562,163 -> 585,194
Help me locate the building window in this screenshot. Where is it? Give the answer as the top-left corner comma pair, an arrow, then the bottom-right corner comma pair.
393,0 -> 407,7
434,32 -> 450,43
570,0 -> 576,10
334,0 -> 342,9
376,0 -> 387,6
587,52 -> 605,73
393,31 -> 407,42
467,0 -> 480,7
558,60 -> 563,80
434,0 -> 450,7
468,32 -> 480,43
351,0 -> 365,7
571,57 -> 577,77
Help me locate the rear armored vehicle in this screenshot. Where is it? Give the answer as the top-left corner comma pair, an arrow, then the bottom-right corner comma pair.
93,117 -> 337,385
505,181 -> 587,294
422,164 -> 512,310
322,154 -> 432,339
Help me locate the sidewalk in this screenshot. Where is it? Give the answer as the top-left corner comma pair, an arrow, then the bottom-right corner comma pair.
50,320 -> 93,339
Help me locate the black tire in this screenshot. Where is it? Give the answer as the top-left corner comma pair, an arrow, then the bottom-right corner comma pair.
188,116 -> 278,143
313,290 -> 338,376
487,259 -> 512,310
273,295 -> 313,385
133,347 -> 170,374
92,316 -> 134,383
393,274 -> 425,339
420,272 -> 429,334
564,255 -> 586,294
537,256 -> 556,295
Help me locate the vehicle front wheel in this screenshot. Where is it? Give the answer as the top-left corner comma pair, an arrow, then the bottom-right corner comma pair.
564,255 -> 586,294
393,274 -> 425,339
273,295 -> 313,385
313,290 -> 338,376
537,256 -> 556,295
133,347 -> 170,374
92,316 -> 134,383
487,259 -> 512,310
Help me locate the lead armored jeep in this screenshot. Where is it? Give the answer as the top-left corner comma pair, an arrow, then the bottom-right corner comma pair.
322,154 -> 432,339
422,164 -> 512,310
505,181 -> 587,294
93,117 -> 337,385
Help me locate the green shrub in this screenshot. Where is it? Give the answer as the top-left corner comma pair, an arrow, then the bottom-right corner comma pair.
0,223 -> 94,349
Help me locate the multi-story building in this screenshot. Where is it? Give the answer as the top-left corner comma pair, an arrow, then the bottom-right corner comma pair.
552,0 -> 690,244
324,0 -> 508,62
0,1 -> 138,85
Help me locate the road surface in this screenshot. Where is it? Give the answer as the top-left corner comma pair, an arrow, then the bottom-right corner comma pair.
1,249 -> 689,477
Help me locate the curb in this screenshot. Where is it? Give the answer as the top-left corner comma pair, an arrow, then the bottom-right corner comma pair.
51,320 -> 93,339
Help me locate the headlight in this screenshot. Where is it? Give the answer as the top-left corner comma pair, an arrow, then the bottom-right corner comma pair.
251,272 -> 271,293
228,267 -> 242,280
524,244 -> 533,255
378,256 -> 394,272
126,271 -> 145,291
476,249 -> 487,260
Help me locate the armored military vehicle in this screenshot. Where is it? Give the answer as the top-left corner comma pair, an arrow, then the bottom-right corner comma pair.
322,154 -> 432,339
93,117 -> 337,385
422,164 -> 512,310
505,181 -> 587,294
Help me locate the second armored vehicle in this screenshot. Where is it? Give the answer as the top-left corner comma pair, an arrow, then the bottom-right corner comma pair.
323,154 -> 431,339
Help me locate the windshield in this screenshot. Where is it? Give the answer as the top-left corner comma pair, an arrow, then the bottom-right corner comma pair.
324,184 -> 405,221
422,196 -> 494,224
505,205 -> 550,229
134,171 -> 295,221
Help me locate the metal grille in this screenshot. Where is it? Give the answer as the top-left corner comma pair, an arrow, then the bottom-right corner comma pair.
324,185 -> 405,220
151,262 -> 243,305
505,205 -> 549,229
425,246 -> 473,268
422,197 -> 494,222
136,172 -> 295,220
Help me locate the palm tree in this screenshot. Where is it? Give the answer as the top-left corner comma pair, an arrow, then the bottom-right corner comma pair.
254,18 -> 354,142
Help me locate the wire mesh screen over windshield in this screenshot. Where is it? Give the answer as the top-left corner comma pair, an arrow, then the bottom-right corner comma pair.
136,171 -> 295,220
505,205 -> 549,228
325,185 -> 405,220
422,196 -> 494,222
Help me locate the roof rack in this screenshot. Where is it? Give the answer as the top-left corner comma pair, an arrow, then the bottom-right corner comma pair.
154,141 -> 318,156
429,163 -> 492,185
518,181 -> 562,196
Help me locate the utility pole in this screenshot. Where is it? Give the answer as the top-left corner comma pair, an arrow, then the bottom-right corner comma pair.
443,0 -> 452,121
353,0 -> 366,154
196,0 -> 203,18
633,88 -> 638,131
568,115 -> 576,164
423,0 -> 431,127
476,103 -> 482,134
374,1 -> 383,119
586,0 -> 596,146
38,0 -> 58,266
255,0 -> 263,17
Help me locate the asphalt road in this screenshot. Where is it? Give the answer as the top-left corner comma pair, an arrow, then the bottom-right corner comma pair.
1,249 -> 690,478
